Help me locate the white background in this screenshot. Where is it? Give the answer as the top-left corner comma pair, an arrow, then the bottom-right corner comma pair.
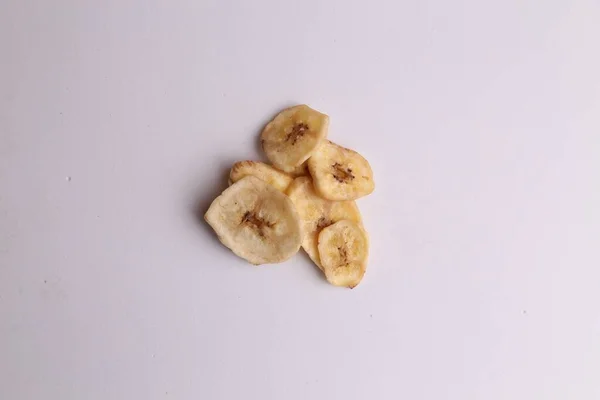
1,1 -> 599,399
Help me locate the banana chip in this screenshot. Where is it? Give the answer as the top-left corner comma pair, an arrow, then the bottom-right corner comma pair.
318,220 -> 368,288
230,161 -> 293,192
308,140 -> 374,201
205,176 -> 302,265
261,105 -> 329,173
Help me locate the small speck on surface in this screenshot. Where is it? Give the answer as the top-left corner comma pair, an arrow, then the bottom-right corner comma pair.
66,176 -> 71,182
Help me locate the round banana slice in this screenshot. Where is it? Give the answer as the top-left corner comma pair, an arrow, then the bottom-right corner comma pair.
317,220 -> 368,288
261,105 -> 329,173
286,176 -> 362,270
308,140 -> 375,201
230,161 -> 293,192
204,176 -> 302,265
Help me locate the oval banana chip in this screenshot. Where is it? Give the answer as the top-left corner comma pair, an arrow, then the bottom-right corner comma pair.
261,105 -> 329,173
205,176 -> 302,265
308,140 -> 374,201
317,220 -> 368,288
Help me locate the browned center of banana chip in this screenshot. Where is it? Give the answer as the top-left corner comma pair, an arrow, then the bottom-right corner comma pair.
331,162 -> 355,183
241,211 -> 274,238
286,122 -> 310,145
337,246 -> 349,265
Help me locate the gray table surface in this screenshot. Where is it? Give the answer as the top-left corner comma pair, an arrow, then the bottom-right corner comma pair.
1,1 -> 599,399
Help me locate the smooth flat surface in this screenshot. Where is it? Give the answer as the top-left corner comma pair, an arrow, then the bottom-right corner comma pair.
1,1 -> 599,399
